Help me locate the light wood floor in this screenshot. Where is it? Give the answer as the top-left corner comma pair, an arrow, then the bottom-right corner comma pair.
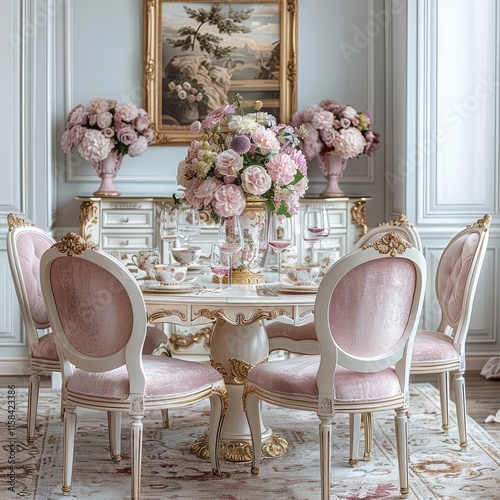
2,371 -> 500,436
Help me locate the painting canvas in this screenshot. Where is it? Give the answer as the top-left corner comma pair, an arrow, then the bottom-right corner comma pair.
144,0 -> 297,145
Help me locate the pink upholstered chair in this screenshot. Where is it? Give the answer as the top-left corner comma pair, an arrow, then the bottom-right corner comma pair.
410,215 -> 490,447
6,215 -> 171,445
266,214 -> 422,356
40,232 -> 227,499
244,233 -> 426,499
354,215 -> 491,464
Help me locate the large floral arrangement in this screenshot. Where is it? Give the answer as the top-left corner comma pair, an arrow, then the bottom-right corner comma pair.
292,99 -> 380,161
61,98 -> 155,165
177,96 -> 309,220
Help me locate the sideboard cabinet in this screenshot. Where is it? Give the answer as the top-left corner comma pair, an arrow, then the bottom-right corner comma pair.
76,194 -> 371,359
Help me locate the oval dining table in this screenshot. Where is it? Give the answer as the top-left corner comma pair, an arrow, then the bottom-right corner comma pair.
142,274 -> 316,462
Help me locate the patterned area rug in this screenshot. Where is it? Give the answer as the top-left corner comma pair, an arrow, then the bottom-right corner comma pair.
2,384 -> 500,499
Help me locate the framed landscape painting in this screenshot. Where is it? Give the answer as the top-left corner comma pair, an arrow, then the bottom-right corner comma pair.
144,0 -> 297,145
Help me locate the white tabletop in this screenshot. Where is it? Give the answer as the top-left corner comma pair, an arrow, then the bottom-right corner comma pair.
143,270 -> 316,327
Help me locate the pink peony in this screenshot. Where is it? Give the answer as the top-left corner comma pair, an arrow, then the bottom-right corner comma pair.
115,102 -> 139,122
195,177 -> 224,207
134,113 -> 150,132
251,127 -> 280,154
333,128 -> 366,158
184,177 -> 204,208
97,111 -> 113,129
266,153 -> 298,186
240,165 -> 272,195
212,184 -> 246,218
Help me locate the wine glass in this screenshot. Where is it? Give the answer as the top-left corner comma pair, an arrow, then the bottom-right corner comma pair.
210,243 -> 229,291
217,216 -> 243,290
302,206 -> 330,262
159,208 -> 178,264
177,206 -> 201,248
267,213 -> 293,283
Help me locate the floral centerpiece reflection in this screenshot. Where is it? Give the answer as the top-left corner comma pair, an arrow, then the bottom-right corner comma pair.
176,94 -> 309,282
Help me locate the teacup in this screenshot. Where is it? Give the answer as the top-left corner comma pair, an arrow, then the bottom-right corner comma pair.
131,248 -> 160,277
171,246 -> 202,265
281,263 -> 320,285
317,248 -> 340,276
153,264 -> 188,285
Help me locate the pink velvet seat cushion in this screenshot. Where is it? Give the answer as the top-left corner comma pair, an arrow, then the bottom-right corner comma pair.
143,326 -> 169,355
411,330 -> 460,364
246,356 -> 402,403
67,355 -> 223,401
266,322 -> 317,341
31,332 -> 59,361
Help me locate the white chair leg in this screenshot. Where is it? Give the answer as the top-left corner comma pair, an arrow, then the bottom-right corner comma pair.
244,392 -> 262,475
27,374 -> 40,444
453,372 -> 468,448
319,415 -> 333,500
107,411 -> 122,462
161,409 -> 170,428
394,409 -> 409,499
362,412 -> 373,461
437,372 -> 450,430
349,413 -> 361,466
208,391 -> 225,475
62,406 -> 77,496
130,416 -> 144,500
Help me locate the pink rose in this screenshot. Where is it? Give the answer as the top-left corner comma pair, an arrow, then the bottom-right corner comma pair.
241,165 -> 272,195
195,177 -> 223,207
117,125 -> 137,146
212,184 -> 246,218
215,149 -> 243,177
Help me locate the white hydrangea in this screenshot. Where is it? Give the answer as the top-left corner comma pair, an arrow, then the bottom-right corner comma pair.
76,129 -> 113,164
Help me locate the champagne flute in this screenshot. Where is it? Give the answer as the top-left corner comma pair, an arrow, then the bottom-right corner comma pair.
217,216 -> 243,290
159,208 -> 178,264
177,206 -> 201,248
210,243 -> 229,291
267,213 -> 293,283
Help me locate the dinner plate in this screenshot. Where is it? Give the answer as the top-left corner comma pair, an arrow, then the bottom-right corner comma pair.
278,283 -> 319,294
140,283 -> 198,294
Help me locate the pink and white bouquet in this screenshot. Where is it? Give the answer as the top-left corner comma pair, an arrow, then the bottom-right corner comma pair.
292,99 -> 380,161
177,96 -> 309,220
61,98 -> 155,165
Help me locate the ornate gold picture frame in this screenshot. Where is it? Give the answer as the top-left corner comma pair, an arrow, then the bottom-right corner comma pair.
144,0 -> 297,145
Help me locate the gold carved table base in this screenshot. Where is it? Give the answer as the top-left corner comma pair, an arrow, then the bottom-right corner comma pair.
190,432 -> 288,462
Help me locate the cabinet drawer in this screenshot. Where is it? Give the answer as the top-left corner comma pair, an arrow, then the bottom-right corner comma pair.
327,210 -> 347,228
101,233 -> 154,249
102,210 -> 153,229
